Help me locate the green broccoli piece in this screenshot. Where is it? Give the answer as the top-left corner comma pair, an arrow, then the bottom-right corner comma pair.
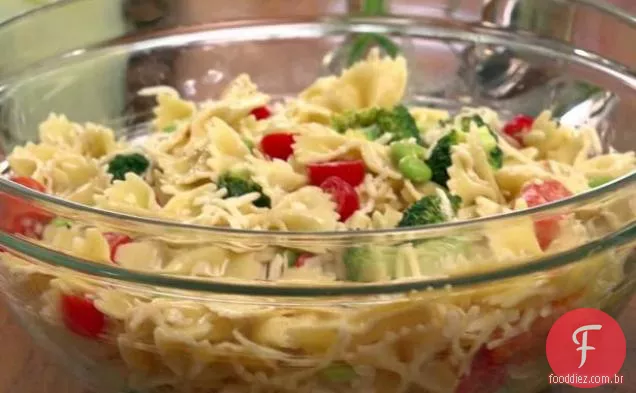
342,245 -> 397,282
332,105 -> 421,144
360,124 -> 382,140
448,193 -> 462,213
426,130 -> 461,187
461,115 -> 504,170
488,146 -> 504,169
398,195 -> 454,228
217,172 -> 271,208
475,125 -> 504,170
460,114 -> 486,132
332,107 -> 381,133
376,105 -> 421,143
410,237 -> 470,276
107,153 -> 150,181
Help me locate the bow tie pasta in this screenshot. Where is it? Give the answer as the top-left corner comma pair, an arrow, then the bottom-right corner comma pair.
2,51 -> 635,393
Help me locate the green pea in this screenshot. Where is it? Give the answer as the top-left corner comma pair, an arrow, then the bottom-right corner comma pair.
398,155 -> 432,184
588,176 -> 613,188
390,142 -> 427,165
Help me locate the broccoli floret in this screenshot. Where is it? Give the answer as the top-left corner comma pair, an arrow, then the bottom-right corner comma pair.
376,105 -> 421,143
460,114 -> 486,132
360,124 -> 382,140
398,195 -> 453,228
332,105 -> 421,144
426,130 -> 461,187
411,237 -> 469,276
342,245 -> 397,282
217,172 -> 271,208
475,124 -> 504,170
488,147 -> 504,169
448,193 -> 462,213
461,115 -> 504,170
107,153 -> 150,181
332,107 -> 381,133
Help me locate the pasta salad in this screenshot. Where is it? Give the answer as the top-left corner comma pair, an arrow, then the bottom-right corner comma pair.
1,50 -> 635,393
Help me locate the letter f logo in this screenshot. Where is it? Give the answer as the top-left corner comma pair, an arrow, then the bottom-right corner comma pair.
572,324 -> 603,368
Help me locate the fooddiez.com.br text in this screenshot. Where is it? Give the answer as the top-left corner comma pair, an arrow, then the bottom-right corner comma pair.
548,374 -> 624,385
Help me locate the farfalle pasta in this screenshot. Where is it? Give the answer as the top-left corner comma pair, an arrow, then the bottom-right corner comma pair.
1,51 -> 635,393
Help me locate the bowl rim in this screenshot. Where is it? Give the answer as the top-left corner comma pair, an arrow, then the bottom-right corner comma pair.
1,0 -> 636,296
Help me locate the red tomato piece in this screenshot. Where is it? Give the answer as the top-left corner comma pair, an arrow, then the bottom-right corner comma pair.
521,180 -> 573,250
0,177 -> 53,239
10,176 -> 47,193
456,348 -> 507,393
61,295 -> 106,339
308,160 -> 366,188
260,133 -> 296,161
103,232 -> 133,262
12,210 -> 53,239
503,115 -> 534,145
293,253 -> 313,268
250,106 -> 271,120
319,176 -> 360,222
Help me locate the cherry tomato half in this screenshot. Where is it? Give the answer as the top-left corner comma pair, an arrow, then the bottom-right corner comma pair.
293,253 -> 313,268
455,348 -> 507,393
10,176 -> 47,193
250,106 -> 271,120
103,232 -> 133,263
0,177 -> 52,239
308,160 -> 366,188
319,176 -> 360,222
61,294 -> 106,339
521,179 -> 573,250
260,133 -> 296,161
503,115 -> 534,145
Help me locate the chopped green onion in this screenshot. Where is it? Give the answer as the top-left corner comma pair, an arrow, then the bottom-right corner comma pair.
588,176 -> 613,188
398,156 -> 432,184
51,218 -> 72,228
162,125 -> 177,133
321,364 -> 357,383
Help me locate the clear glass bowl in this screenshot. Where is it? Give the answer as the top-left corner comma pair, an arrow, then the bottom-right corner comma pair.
1,1 -> 636,392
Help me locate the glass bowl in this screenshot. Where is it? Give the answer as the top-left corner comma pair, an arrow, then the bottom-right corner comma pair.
1,1 -> 636,392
